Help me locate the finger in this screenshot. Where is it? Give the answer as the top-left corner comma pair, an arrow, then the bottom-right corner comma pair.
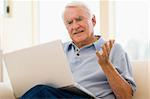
102,44 -> 108,58
110,40 -> 115,50
96,50 -> 103,57
113,40 -> 115,45
96,50 -> 102,59
96,50 -> 106,64
106,41 -> 110,56
96,51 -> 103,65
109,40 -> 112,50
113,39 -> 115,43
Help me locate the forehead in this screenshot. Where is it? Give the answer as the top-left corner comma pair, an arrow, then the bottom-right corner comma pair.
64,7 -> 89,19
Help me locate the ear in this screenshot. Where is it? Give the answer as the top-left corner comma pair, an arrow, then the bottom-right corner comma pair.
92,15 -> 96,26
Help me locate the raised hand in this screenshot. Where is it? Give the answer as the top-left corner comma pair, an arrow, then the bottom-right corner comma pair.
96,40 -> 115,66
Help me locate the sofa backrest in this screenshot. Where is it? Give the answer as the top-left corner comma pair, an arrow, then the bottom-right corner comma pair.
131,60 -> 149,99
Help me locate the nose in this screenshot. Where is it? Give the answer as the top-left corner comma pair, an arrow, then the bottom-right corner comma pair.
72,21 -> 80,30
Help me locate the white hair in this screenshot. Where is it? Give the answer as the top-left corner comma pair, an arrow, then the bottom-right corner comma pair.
62,1 -> 93,20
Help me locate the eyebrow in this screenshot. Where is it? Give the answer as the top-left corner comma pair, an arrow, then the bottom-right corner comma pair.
66,16 -> 83,22
76,16 -> 83,20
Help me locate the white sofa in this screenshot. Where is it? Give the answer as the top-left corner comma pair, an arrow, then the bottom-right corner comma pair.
132,61 -> 149,99
0,61 -> 149,99
0,64 -> 16,99
0,83 -> 15,99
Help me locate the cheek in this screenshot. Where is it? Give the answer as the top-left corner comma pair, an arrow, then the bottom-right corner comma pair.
66,26 -> 71,32
86,22 -> 94,32
66,27 -> 73,36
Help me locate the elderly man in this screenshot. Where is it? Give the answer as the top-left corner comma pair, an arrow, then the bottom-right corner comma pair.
21,1 -> 136,99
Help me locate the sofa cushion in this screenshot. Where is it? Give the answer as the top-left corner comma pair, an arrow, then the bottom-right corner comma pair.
132,61 -> 149,99
0,83 -> 16,99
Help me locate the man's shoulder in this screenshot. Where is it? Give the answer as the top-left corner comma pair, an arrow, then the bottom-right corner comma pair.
112,43 -> 124,53
109,43 -> 126,60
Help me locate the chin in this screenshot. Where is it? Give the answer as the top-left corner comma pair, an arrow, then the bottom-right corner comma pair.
72,35 -> 87,43
73,38 -> 86,43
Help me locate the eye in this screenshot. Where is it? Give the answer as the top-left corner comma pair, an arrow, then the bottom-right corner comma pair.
76,16 -> 83,21
66,20 -> 73,25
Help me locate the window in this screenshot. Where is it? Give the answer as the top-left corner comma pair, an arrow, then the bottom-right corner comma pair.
0,0 -> 12,17
114,1 -> 149,60
0,0 -> 5,16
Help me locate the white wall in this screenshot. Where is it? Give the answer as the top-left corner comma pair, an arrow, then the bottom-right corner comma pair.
0,1 -> 37,84
1,1 -> 34,53
114,1 -> 149,60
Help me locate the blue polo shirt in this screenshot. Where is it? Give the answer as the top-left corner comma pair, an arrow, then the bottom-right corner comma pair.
63,36 -> 136,99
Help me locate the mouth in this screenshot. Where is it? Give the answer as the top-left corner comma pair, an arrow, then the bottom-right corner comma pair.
73,29 -> 84,35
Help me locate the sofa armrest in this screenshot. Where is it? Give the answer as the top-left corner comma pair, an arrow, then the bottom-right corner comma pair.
0,83 -> 16,99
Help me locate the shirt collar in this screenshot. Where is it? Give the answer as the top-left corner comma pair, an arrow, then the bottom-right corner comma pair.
67,35 -> 105,51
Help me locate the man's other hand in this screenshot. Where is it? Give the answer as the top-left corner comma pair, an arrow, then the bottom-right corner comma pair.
96,40 -> 115,66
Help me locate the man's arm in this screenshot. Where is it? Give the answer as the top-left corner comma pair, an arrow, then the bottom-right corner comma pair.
96,40 -> 132,99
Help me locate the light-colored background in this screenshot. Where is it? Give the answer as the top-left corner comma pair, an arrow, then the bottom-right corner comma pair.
0,0 -> 149,98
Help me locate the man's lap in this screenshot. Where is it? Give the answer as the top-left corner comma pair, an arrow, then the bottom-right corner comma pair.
20,84 -> 91,99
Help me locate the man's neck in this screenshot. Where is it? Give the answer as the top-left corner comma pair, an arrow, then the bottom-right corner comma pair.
74,35 -> 100,48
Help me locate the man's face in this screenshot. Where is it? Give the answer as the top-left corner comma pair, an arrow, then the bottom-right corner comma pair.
63,7 -> 96,43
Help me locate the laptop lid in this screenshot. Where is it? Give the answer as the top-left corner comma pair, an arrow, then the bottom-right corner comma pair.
4,40 -> 74,97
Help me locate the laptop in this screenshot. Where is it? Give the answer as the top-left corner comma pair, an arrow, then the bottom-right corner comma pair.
4,40 -> 95,98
